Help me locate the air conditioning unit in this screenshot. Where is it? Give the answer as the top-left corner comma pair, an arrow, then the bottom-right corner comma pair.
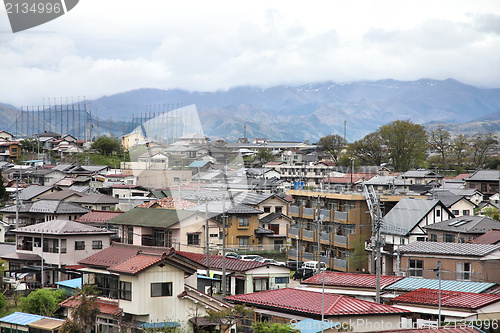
396,271 -> 406,277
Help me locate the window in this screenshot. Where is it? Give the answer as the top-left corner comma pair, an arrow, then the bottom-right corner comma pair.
209,233 -> 218,238
101,206 -> 110,211
456,262 -> 471,281
275,277 -> 289,284
253,278 -> 269,292
416,237 -> 426,242
430,234 -> 437,242
187,233 -> 200,245
239,237 -> 249,247
263,207 -> 271,213
75,241 -> 85,250
127,226 -> 133,244
119,281 -> 132,301
452,210 -> 459,215
151,282 -> 172,297
92,240 -> 103,250
444,234 -> 455,243
275,206 -> 283,214
409,259 -> 423,277
463,210 -> 470,216
436,210 -> 441,217
238,217 -> 249,227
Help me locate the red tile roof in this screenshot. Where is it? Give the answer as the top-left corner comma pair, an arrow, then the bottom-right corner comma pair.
78,243 -> 163,268
302,272 -> 404,289
176,251 -> 267,272
108,253 -> 166,275
75,210 -> 124,224
60,297 -> 122,316
469,229 -> 500,245
226,288 -> 409,316
392,288 -> 500,309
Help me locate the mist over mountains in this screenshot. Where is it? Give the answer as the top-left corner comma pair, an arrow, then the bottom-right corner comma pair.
2,78 -> 500,142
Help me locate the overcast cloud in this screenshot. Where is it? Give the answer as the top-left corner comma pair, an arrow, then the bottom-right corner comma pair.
0,0 -> 499,107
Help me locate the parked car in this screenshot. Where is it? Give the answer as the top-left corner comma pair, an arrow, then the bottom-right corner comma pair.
286,260 -> 304,270
239,254 -> 263,261
258,258 -> 286,266
225,252 -> 240,259
301,261 -> 327,272
292,268 -> 315,280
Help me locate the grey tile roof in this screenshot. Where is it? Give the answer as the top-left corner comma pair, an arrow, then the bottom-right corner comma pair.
424,216 -> 500,234
382,198 -> 442,236
18,185 -> 53,201
465,170 -> 500,182
107,207 -> 197,228
40,190 -> 85,201
402,169 -> 443,178
259,212 -> 291,223
69,193 -> 119,205
398,241 -> 500,256
13,220 -> 112,235
0,200 -> 91,214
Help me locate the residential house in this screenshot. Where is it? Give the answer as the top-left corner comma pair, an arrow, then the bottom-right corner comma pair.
246,168 -> 281,180
390,288 -> 500,323
266,161 -> 343,186
106,207 -> 222,253
178,133 -> 210,145
39,189 -> 86,202
29,168 -> 67,186
99,173 -> 136,185
225,288 -> 410,332
177,251 -> 292,295
424,216 -> 500,243
0,130 -> 14,141
69,193 -> 119,211
16,185 -> 59,202
74,210 -> 124,239
137,151 -> 169,169
0,200 -> 90,227
464,169 -> 500,199
379,198 -> 453,275
401,169 -> 443,186
77,243 -> 229,330
105,184 -> 152,199
0,141 -> 21,161
121,131 -> 147,150
60,297 -> 123,333
397,241 -> 500,283
428,190 -> 477,217
1,219 -> 113,284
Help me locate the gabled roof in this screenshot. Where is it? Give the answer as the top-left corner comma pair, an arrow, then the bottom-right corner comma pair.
0,200 -> 91,214
402,169 -> 443,178
74,210 -> 124,224
392,288 -> 500,309
398,241 -> 500,257
18,185 -> 54,200
107,207 -> 197,228
70,193 -> 119,205
381,198 -> 446,236
79,243 -> 151,268
301,272 -> 404,289
384,277 -> 495,293
424,216 -> 500,234
259,212 -> 292,224
176,251 -> 268,272
225,288 -> 409,316
239,192 -> 289,206
60,297 -> 122,316
39,190 -> 85,201
108,252 -> 168,275
12,220 -> 113,235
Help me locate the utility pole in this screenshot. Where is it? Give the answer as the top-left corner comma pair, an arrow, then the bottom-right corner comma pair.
364,184 -> 383,303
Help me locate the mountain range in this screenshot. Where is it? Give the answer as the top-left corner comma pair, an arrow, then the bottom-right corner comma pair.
2,78 -> 500,142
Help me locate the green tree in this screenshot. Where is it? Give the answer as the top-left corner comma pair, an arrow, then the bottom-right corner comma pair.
91,136 -> 121,156
378,120 -> 427,172
255,149 -> 274,166
481,207 -> 499,220
348,234 -> 369,273
470,132 -> 498,169
451,134 -> 470,169
205,304 -> 253,332
60,285 -> 100,333
428,126 -> 451,172
0,176 -> 8,203
253,322 -> 300,333
19,138 -> 40,153
349,132 -> 386,166
19,288 -> 66,317
317,134 -> 345,163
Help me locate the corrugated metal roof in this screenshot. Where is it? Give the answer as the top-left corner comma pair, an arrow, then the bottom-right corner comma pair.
392,288 -> 500,309
225,288 -> 409,316
398,241 -> 500,256
384,277 -> 496,293
55,277 -> 82,289
303,272 -> 404,289
0,312 -> 44,325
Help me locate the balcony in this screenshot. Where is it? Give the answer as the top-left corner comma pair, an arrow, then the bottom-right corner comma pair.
302,229 -> 314,240
303,207 -> 314,219
334,258 -> 348,271
288,248 -> 299,259
320,231 -> 330,243
319,209 -> 331,221
303,251 -> 314,261
334,235 -> 348,247
288,227 -> 300,237
289,205 -> 300,217
334,211 -> 348,221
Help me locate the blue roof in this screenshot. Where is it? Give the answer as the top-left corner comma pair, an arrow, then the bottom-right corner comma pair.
55,277 -> 82,289
189,161 -> 210,168
197,274 -> 221,281
139,322 -> 180,328
0,312 -> 44,326
291,319 -> 340,333
384,277 -> 496,293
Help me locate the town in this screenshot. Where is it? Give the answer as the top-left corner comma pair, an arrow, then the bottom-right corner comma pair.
0,108 -> 500,333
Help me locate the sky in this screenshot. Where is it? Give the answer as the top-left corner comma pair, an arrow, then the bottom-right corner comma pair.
1,0 -> 499,108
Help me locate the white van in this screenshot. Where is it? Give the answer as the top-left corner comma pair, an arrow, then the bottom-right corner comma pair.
301,261 -> 327,271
